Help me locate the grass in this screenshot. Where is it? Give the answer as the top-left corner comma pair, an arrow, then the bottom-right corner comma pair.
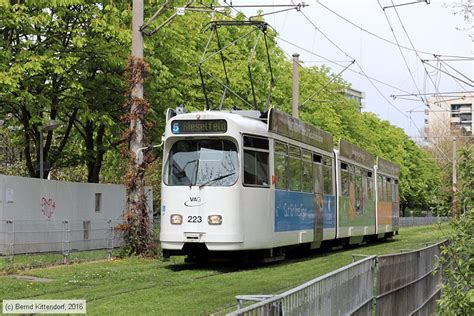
0,224 -> 450,315
0,249 -> 119,272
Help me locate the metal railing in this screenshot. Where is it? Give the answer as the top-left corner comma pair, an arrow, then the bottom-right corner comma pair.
229,241 -> 446,316
228,256 -> 377,316
0,219 -> 123,262
375,241 -> 444,316
399,216 -> 450,227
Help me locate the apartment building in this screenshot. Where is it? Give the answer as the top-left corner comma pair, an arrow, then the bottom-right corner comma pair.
345,88 -> 365,111
425,96 -> 473,136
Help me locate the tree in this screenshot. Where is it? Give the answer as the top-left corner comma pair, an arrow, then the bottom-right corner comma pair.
457,146 -> 474,215
0,0 -> 130,181
0,122 -> 26,175
436,208 -> 474,315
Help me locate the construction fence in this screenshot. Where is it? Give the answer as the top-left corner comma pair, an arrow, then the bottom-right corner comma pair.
0,219 -> 124,262
229,241 -> 445,316
399,216 -> 450,227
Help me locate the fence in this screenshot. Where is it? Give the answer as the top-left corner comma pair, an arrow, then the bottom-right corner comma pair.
228,241 -> 446,316
399,216 -> 450,227
230,256 -> 376,316
375,243 -> 442,316
0,219 -> 124,260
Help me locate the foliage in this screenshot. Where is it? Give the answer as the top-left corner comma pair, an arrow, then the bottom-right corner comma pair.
436,209 -> 474,315
457,147 -> 473,215
0,0 -> 130,181
0,124 -> 28,176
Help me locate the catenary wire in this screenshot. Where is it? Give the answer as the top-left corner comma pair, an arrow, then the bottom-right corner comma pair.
315,0 -> 473,59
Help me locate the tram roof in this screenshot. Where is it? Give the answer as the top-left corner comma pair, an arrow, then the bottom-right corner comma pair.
167,109 -> 334,152
377,156 -> 400,178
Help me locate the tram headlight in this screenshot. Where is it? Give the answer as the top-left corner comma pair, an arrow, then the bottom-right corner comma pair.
170,214 -> 183,225
208,215 -> 222,225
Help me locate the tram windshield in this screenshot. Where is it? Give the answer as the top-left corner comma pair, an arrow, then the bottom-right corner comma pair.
165,139 -> 239,187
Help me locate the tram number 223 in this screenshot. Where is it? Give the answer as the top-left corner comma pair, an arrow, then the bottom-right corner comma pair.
188,216 -> 202,223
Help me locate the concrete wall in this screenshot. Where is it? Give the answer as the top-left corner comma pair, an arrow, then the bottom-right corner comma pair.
0,175 -> 153,254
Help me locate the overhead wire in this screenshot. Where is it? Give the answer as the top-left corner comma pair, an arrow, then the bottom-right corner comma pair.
280,50 -> 350,106
315,0 -> 472,59
233,1 -> 458,161
383,1 -> 472,160
438,63 -> 472,96
381,0 -> 456,135
294,5 -> 425,107
209,1 -> 423,103
199,3 -> 358,111
291,5 -> 452,161
435,58 -> 474,85
276,36 -> 413,95
151,0 -> 455,160
422,62 -> 474,87
300,60 -> 355,107
379,0 -> 426,104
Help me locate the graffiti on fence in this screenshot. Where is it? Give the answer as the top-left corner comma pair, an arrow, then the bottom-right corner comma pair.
40,197 -> 56,220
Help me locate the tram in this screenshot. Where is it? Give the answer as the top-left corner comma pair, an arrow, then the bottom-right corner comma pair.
160,108 -> 400,260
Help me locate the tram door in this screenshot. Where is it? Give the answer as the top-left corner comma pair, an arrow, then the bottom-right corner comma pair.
312,154 -> 324,243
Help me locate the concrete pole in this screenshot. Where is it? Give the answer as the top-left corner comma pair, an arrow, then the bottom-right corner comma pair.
128,0 -> 145,212
452,137 -> 458,218
131,0 -> 144,153
132,0 -> 144,66
292,53 -> 300,119
39,132 -> 44,179
471,0 -> 473,81
130,0 -> 144,170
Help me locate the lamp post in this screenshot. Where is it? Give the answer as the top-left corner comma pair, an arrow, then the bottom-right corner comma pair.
39,120 -> 60,179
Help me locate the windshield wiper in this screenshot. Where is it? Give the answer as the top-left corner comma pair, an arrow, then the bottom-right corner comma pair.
191,158 -> 200,188
199,172 -> 236,189
170,158 -> 198,186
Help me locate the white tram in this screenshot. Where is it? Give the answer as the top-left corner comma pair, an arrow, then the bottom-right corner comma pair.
160,108 -> 399,260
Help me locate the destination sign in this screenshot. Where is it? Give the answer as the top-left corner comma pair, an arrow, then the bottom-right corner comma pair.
377,157 -> 400,177
171,120 -> 227,134
339,139 -> 375,168
267,108 -> 333,152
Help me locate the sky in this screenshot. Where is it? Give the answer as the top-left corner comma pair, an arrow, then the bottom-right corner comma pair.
217,0 -> 473,139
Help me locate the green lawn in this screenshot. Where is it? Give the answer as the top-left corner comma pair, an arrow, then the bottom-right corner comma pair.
0,249 -> 118,272
0,224 -> 449,315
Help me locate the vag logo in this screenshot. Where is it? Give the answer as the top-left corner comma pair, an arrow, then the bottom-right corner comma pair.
184,196 -> 205,207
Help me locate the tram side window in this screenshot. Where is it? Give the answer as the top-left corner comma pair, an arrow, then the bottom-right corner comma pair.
243,136 -> 269,187
355,167 -> 363,214
386,178 -> 392,202
313,154 -> 324,194
393,180 -> 399,202
377,175 -> 384,201
367,172 -> 374,200
362,170 -> 368,203
274,141 -> 288,189
289,146 -> 301,191
381,177 -> 387,201
301,150 -> 313,192
341,162 -> 350,196
323,157 -> 333,195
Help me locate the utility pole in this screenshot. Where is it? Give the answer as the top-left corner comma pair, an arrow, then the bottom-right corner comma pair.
292,53 -> 299,119
124,0 -> 152,255
470,0 -> 473,79
452,137 -> 458,218
131,0 -> 144,152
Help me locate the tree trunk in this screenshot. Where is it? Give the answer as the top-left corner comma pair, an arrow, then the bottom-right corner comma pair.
85,122 -> 106,183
